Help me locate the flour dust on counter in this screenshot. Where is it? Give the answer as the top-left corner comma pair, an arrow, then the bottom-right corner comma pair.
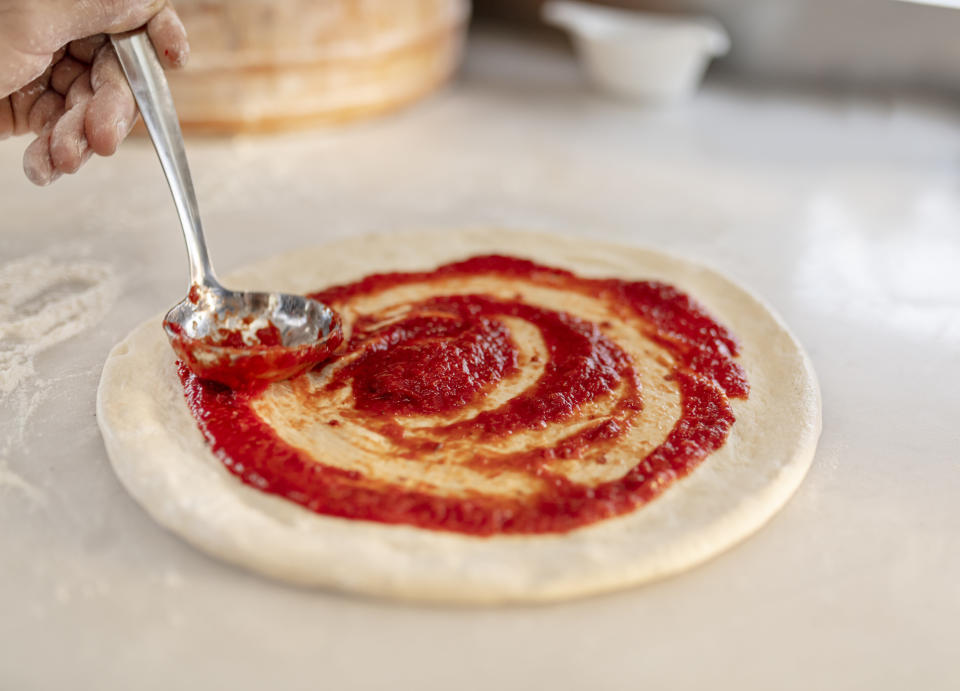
0,255 -> 118,396
0,254 -> 119,502
97,229 -> 821,603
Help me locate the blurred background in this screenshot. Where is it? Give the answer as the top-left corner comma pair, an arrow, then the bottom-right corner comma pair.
160,0 -> 960,133
479,0 -> 960,90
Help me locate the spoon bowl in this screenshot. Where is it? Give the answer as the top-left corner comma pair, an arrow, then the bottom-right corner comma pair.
163,285 -> 342,389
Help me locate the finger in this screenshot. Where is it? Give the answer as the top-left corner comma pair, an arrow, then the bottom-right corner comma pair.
0,97 -> 13,140
51,57 -> 88,95
28,91 -> 66,134
50,74 -> 94,174
86,47 -> 137,156
100,0 -> 169,34
11,82 -> 49,135
64,70 -> 94,112
23,122 -> 61,186
9,67 -> 53,136
68,35 -> 108,64
47,0 -> 166,46
147,4 -> 189,69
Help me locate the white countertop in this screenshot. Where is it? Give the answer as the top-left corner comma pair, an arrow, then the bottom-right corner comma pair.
1,29 -> 958,691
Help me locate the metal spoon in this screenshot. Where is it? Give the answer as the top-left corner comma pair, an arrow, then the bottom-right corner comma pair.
110,30 -> 342,389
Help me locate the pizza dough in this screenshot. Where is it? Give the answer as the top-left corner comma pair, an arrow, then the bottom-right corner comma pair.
96,230 -> 821,603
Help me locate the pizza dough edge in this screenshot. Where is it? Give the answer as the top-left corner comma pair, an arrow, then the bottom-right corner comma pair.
96,228 -> 822,603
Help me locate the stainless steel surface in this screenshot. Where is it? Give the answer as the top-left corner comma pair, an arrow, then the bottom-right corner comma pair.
109,30 -> 339,357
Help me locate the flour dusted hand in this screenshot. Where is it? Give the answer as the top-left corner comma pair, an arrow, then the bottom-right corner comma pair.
0,0 -> 188,185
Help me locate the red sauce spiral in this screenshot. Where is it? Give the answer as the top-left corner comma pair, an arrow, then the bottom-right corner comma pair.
179,255 -> 749,535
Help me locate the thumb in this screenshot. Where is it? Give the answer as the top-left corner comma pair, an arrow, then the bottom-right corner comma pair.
53,0 -> 167,44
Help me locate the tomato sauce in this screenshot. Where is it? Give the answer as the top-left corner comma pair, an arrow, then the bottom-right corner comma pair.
166,317 -> 340,390
178,255 -> 749,535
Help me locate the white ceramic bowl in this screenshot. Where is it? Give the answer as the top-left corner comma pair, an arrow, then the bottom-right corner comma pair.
542,1 -> 730,103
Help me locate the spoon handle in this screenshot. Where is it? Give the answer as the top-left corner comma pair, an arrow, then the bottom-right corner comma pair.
111,30 -> 218,288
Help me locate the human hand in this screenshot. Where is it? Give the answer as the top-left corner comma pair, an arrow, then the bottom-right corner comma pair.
0,0 -> 189,185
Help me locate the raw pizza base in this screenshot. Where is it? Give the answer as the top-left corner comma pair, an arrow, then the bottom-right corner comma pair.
96,230 -> 821,603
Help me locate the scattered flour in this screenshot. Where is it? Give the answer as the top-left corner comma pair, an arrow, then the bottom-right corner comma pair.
0,256 -> 118,395
0,255 -> 119,501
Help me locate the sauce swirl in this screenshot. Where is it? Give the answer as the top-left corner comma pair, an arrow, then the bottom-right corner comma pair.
179,255 -> 748,535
